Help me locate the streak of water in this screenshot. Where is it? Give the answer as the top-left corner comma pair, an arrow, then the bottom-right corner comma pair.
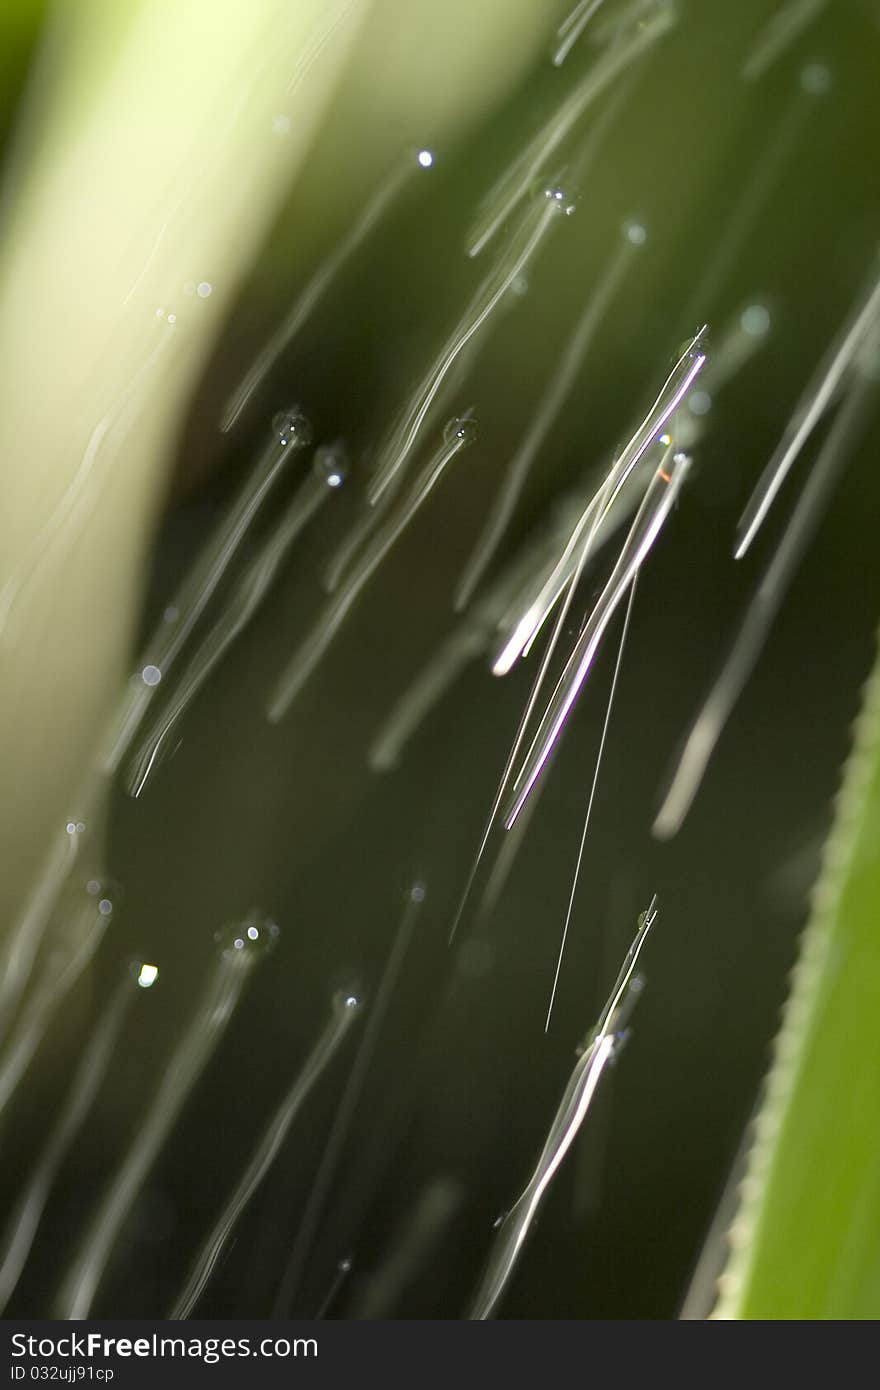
55,917 -> 275,1319
267,421 -> 475,720
127,443 -> 347,796
0,965 -> 143,1313
655,370 -> 877,838
468,899 -> 657,1318
101,410 -> 312,775
221,151 -> 430,432
455,223 -> 644,610
466,4 -> 675,258
171,989 -> 361,1319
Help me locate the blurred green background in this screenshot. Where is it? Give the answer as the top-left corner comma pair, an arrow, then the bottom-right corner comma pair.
1,0 -> 879,1318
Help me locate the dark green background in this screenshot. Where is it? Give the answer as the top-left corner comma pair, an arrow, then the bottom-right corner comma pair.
3,0 -> 879,1318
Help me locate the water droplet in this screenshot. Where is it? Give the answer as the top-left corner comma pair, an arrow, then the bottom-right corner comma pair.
273,408 -> 312,449
409,881 -> 427,903
167,313 -> 177,325
800,62 -> 831,96
98,898 -> 113,916
312,442 -> 349,489
741,303 -> 771,337
216,914 -> 280,958
332,988 -> 361,1016
623,219 -> 648,246
137,962 -> 159,989
197,282 -> 212,299
544,185 -> 576,216
142,664 -> 162,687
417,149 -> 434,169
66,821 -> 77,835
444,416 -> 478,447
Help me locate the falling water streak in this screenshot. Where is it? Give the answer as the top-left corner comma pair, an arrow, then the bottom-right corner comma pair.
468,899 -> 656,1319
368,515 -> 574,771
470,1033 -> 614,1318
493,325 -> 706,676
492,450 -> 652,675
455,229 -> 639,610
589,0 -> 665,47
351,1178 -> 463,1319
466,4 -> 675,258
475,776 -> 543,925
544,574 -> 639,1032
368,626 -> 487,771
569,877 -> 638,1224
369,190 -> 567,505
563,52 -> 644,181
495,491 -> 616,675
505,452 -> 691,829
594,895 -> 657,1040
670,302 -> 774,453
348,420 -> 476,598
741,0 -> 830,81
285,0 -> 359,93
101,411 -> 311,775
0,819 -> 86,1045
323,338 -> 479,595
0,969 -> 139,1314
450,330 -> 704,939
0,325 -> 175,641
553,0 -> 608,66
127,447 -> 346,797
121,209 -> 177,308
171,990 -> 362,1319
221,157 -> 421,432
117,0 -> 345,311
558,0 -> 602,39
455,457 -> 646,938
0,892 -> 116,1124
680,80 -> 815,331
274,884 -> 425,1316
55,921 -> 272,1320
448,466 -> 617,945
654,372 -> 876,840
315,1257 -> 354,1319
0,420 -> 109,640
321,478 -> 399,598
267,421 -> 475,720
735,262 -> 880,559
697,302 -> 773,400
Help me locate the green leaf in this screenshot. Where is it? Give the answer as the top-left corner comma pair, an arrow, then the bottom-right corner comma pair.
715,629 -> 880,1319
